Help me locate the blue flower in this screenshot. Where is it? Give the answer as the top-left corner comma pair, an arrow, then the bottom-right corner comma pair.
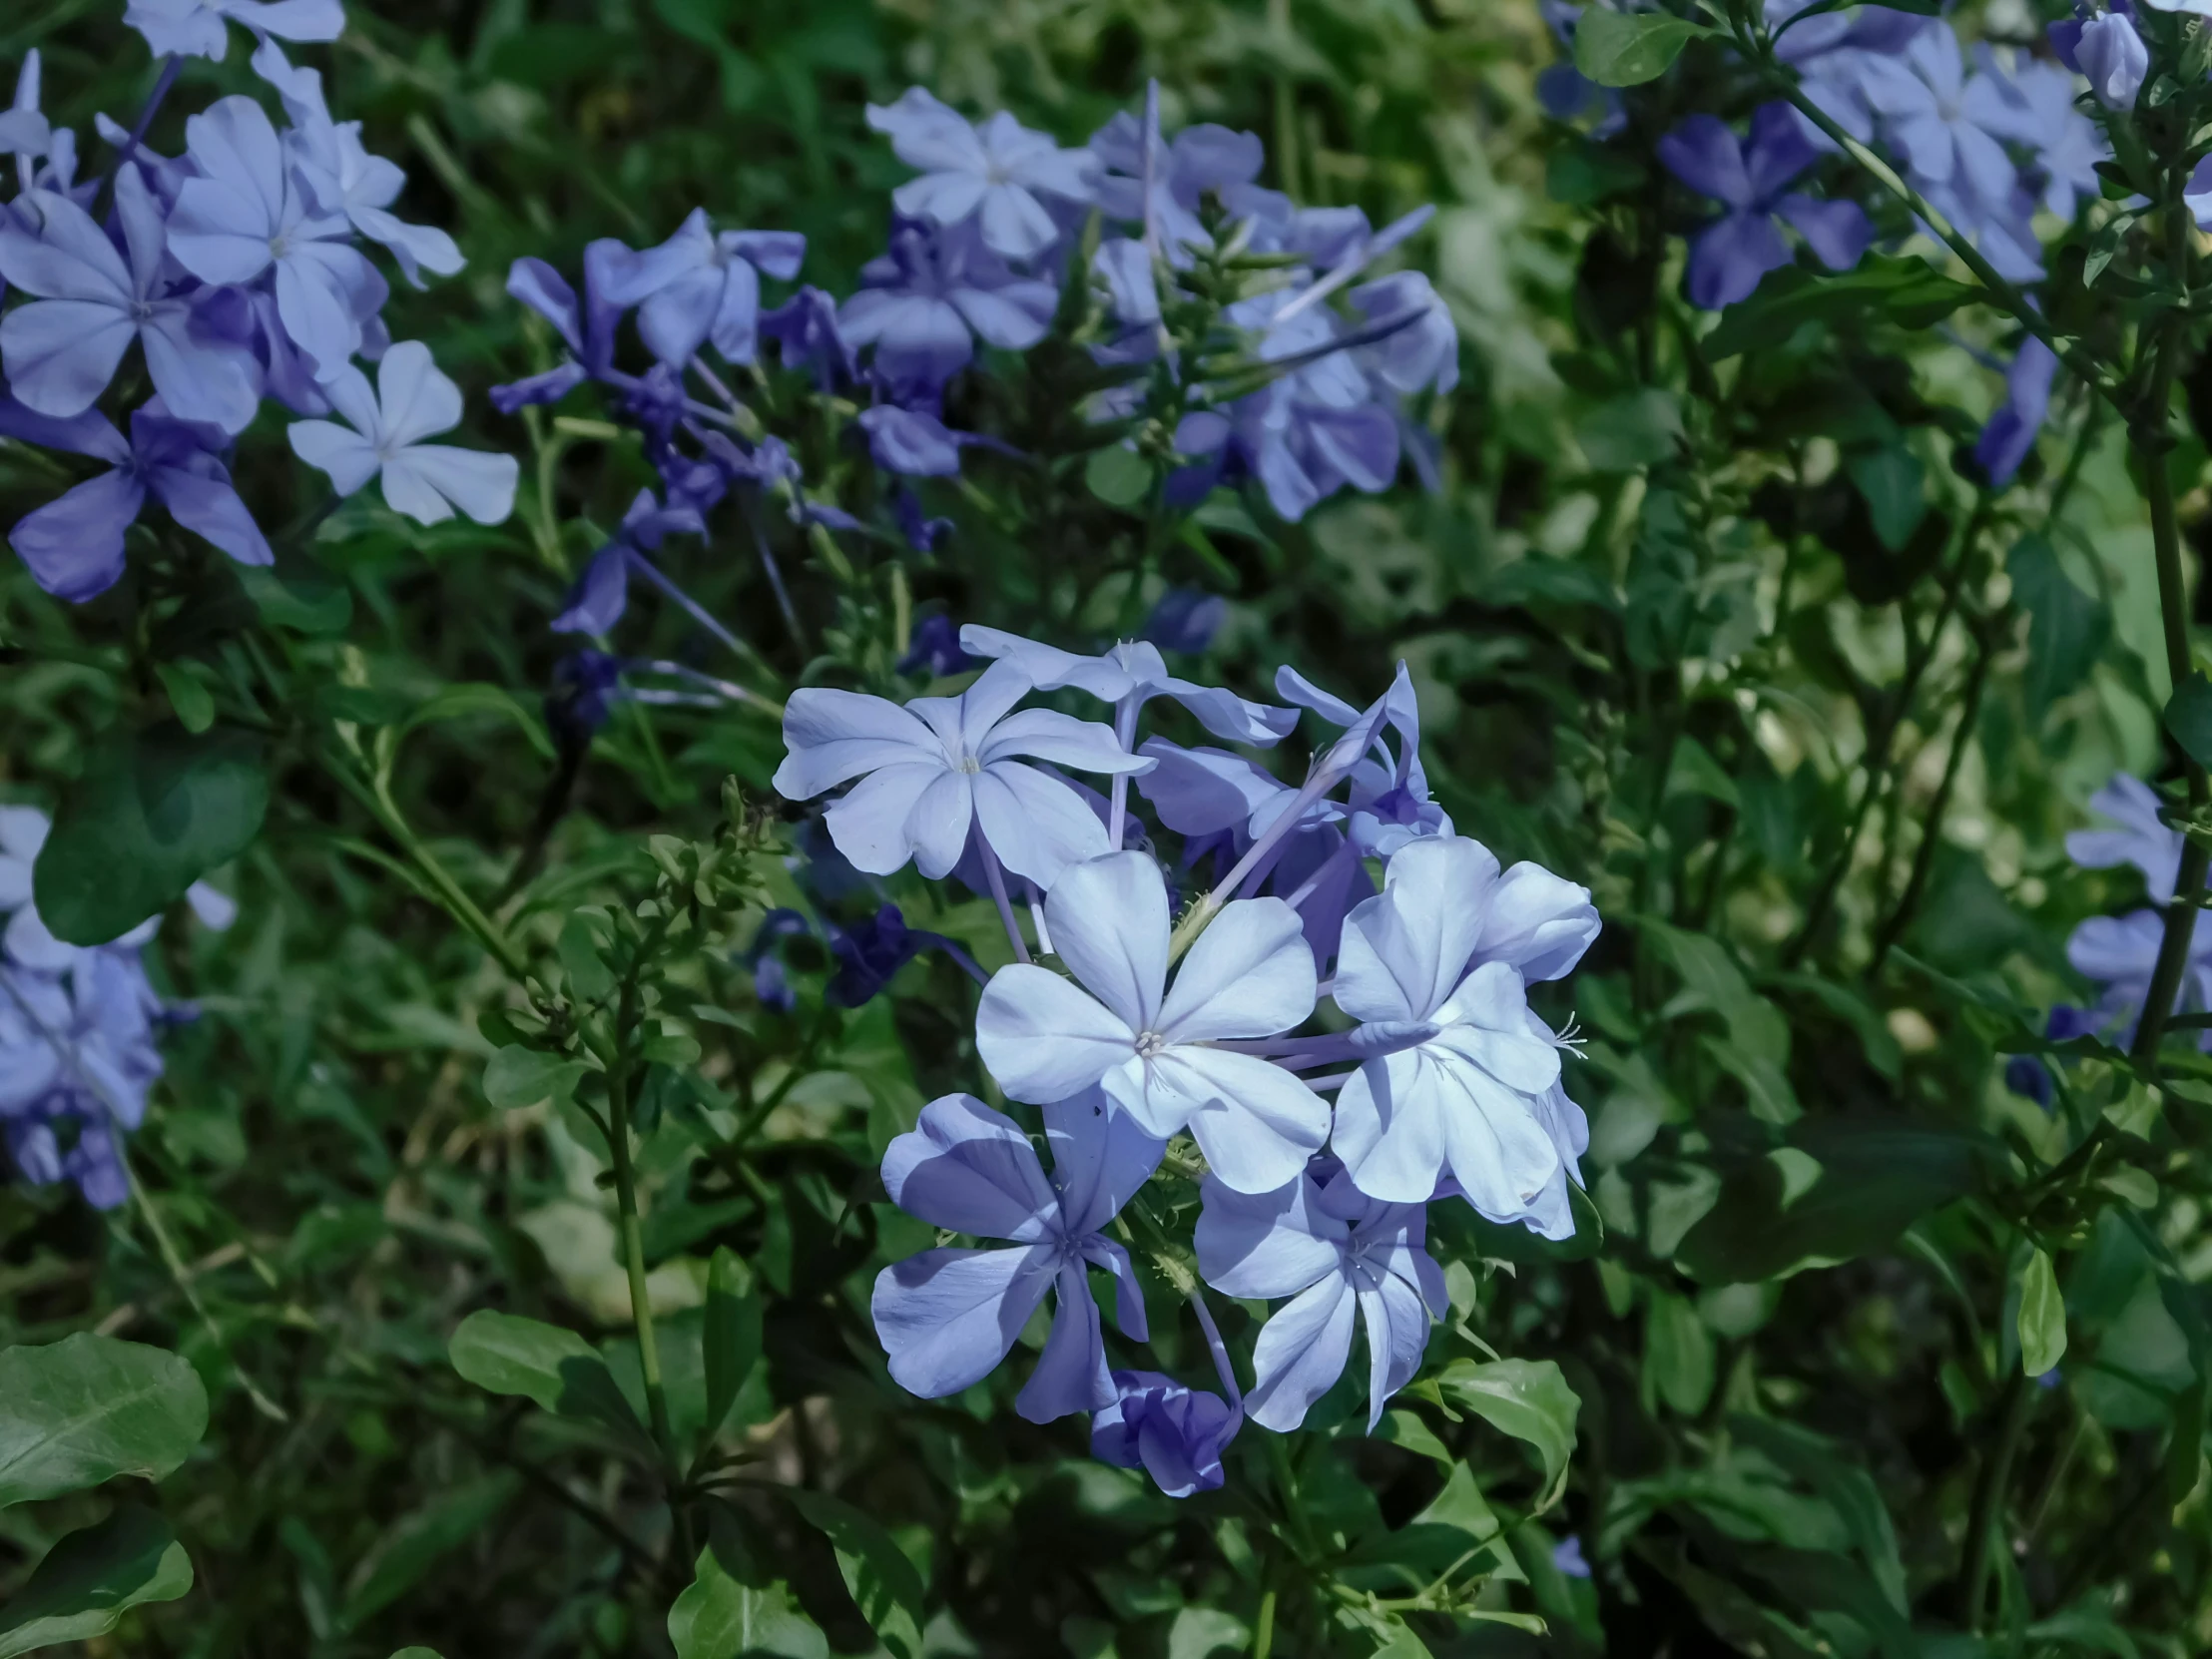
771,661 -> 1152,886
492,248 -> 626,411
959,628 -> 1297,747
252,40 -> 463,286
546,649 -> 624,746
168,95 -> 386,380
1350,272 -> 1458,396
975,850 -> 1327,1193
1657,105 -> 1872,310
1142,589 -> 1228,656
1982,59 -> 2105,224
867,88 -> 1096,263
550,489 -> 705,636
287,341 -> 518,526
857,403 -> 965,477
1327,837 -> 1585,1230
0,168 -> 261,430
1092,1371 -> 1240,1496
897,614 -> 977,678
1552,1535 -> 1592,1579
742,908 -> 814,1014
124,0 -> 344,61
1973,337 -> 2057,490
599,211 -> 805,369
1194,1155 -> 1446,1431
827,904 -> 980,1007
871,1090 -> 1160,1422
2051,4 -> 2147,111
2061,776 -> 2212,1047
1087,98 -> 1264,264
761,285 -> 855,388
839,221 -> 1057,392
2066,775 -> 2180,903
0,396 -> 271,602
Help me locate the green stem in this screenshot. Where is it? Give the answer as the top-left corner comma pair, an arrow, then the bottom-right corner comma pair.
1869,617 -> 1996,974
1959,1371 -> 2035,1632
321,751 -> 531,982
1252,1587 -> 1278,1659
604,1062 -> 673,1459
2129,183 -> 2208,1066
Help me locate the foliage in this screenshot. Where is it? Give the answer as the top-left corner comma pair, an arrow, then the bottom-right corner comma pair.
4,0 -> 2212,1656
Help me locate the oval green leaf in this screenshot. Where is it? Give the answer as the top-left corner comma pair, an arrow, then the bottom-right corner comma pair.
0,1335 -> 210,1509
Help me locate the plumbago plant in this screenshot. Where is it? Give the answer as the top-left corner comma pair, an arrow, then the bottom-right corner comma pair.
14,0 -> 2212,1653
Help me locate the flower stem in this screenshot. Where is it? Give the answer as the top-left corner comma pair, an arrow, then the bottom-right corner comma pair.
2129,173 -> 2209,1066
977,835 -> 1033,964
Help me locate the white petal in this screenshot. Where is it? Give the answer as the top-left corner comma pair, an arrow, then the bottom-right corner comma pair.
1038,850 -> 1166,1033
976,963 -> 1136,1104
1333,835 -> 1498,1024
381,445 -> 518,526
286,419 -> 382,496
821,762 -> 944,877
1156,1046 -> 1331,1194
1157,895 -> 1315,1043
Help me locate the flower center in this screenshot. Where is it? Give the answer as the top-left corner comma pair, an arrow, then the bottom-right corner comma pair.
1134,1030 -> 1169,1060
129,299 -> 155,323
954,753 -> 983,775
268,234 -> 289,261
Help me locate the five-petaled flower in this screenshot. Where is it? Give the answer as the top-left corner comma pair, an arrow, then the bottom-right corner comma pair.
286,340 -> 519,525
870,1090 -> 1160,1422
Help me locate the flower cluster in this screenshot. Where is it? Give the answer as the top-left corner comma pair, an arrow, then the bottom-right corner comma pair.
0,809 -> 229,1208
499,82 -> 1457,742
773,636 -> 1597,1492
1,3 -> 513,603
2060,776 -> 2210,1043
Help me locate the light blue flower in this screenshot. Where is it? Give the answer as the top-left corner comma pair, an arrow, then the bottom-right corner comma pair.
1092,1370 -> 1240,1496
0,169 -> 260,430
2066,774 -> 2181,903
1194,1156 -> 1445,1430
867,88 -> 1096,263
0,396 -> 271,602
870,1090 -> 1160,1422
975,850 -> 1327,1193
959,627 -> 1297,748
286,340 -> 518,525
167,94 -> 385,379
771,660 -> 1151,885
839,221 -> 1058,391
124,0 -> 344,62
1974,337 -> 2057,490
252,40 -> 462,287
1087,97 -> 1264,264
1327,837 -> 1577,1222
599,210 -> 805,369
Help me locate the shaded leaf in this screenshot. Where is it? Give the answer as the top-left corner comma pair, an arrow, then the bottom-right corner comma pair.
339,1471 -> 520,1631
1434,1359 -> 1580,1511
785,1489 -> 926,1659
446,1312 -> 648,1445
0,1507 -> 193,1658
0,1336 -> 209,1509
1572,8 -> 1709,85
2020,1248 -> 2068,1378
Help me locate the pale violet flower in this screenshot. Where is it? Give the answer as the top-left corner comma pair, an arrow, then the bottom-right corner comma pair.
0,171 -> 259,430
960,626 -> 1297,748
2068,775 -> 2185,904
1194,1157 -> 1446,1430
975,851 -> 1327,1193
870,1090 -> 1160,1422
0,51 -> 49,165
168,95 -> 385,379
770,660 -> 1151,886
286,340 -> 519,525
124,0 -> 344,60
1328,837 -> 1583,1225
251,41 -> 462,287
867,88 -> 1096,262
598,210 -> 806,369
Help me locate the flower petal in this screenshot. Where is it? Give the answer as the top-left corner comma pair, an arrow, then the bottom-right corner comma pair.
1158,895 -> 1315,1043
1194,1171 -> 1346,1300
881,1091 -> 1058,1243
977,962 -> 1137,1104
1015,1263 -> 1114,1421
1245,1273 -> 1357,1432
772,688 -> 938,800
1165,1048 -> 1332,1194
1038,850 -> 1167,1034
870,1244 -> 1057,1399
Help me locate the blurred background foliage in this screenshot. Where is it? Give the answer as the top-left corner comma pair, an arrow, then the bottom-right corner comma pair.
2,0 -> 2205,1655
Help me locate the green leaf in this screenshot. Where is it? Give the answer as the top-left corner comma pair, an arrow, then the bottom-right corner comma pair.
1665,735 -> 1740,809
236,560 -> 352,635
1574,387 -> 1681,472
338,1471 -> 519,1632
703,1248 -> 762,1445
32,725 -> 268,947
2009,535 -> 2109,720
1572,8 -> 1709,86
401,683 -> 556,762
1674,1118 -> 1985,1283
2019,1248 -> 2067,1378
0,1335 -> 209,1508
0,1507 -> 194,1658
446,1311 -> 648,1444
1845,446 -> 1926,552
1165,1607 -> 1251,1659
389,1651 -> 446,1658
1433,1359 -> 1580,1512
559,911 -> 617,1003
153,664 -> 216,735
785,1489 -> 926,1659
1703,256 -> 1977,360
2165,672 -> 2212,770
669,1532 -> 827,1659
1085,444 -> 1153,509
1645,1287 -> 1717,1415
482,1045 -> 588,1110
